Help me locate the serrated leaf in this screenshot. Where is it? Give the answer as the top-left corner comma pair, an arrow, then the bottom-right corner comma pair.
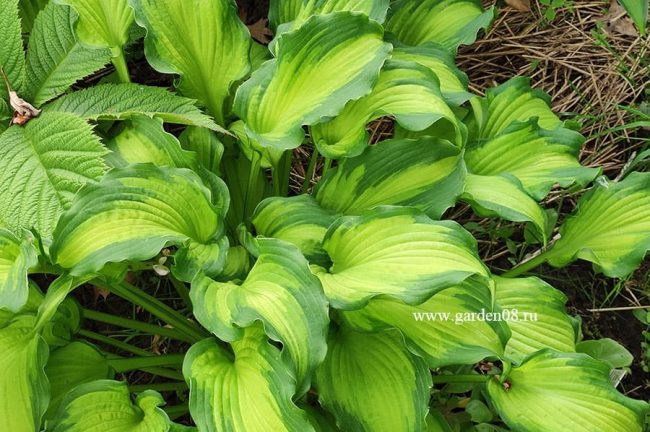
130,0 -> 250,125
385,0 -> 495,51
0,0 -> 26,94
0,112 -> 108,239
183,328 -> 314,432
314,207 -> 489,309
544,172 -> 650,277
190,236 -> 328,392
487,350 -> 649,432
341,278 -> 508,367
25,2 -> 112,107
618,0 -> 648,35
493,276 -> 576,363
50,164 -> 225,276
311,59 -> 461,159
316,326 -> 431,432
269,0 -> 390,32
49,380 -> 172,432
315,137 -> 465,220
45,83 -> 226,132
0,229 -> 38,312
232,12 -> 391,156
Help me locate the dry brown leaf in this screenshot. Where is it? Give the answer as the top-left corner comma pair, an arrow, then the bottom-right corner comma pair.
248,18 -> 273,44
505,0 -> 531,12
603,0 -> 638,36
1,67 -> 41,125
91,285 -> 111,305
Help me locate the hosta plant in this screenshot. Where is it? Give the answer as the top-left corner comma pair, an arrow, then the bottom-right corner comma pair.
0,0 -> 649,431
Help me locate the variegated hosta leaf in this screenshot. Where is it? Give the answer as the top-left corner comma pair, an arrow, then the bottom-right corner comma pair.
0,229 -> 38,312
190,236 -> 328,391
179,126 -> 224,176
252,194 -> 337,266
311,59 -> 461,159
49,380 -> 172,432
314,207 -> 488,309
56,0 -> 134,55
44,341 -> 114,419
183,329 -> 314,432
45,83 -> 226,132
315,137 -> 465,219
232,12 -> 391,155
0,0 -> 25,94
0,316 -> 49,432
25,2 -> 111,107
461,174 -> 549,241
130,0 -> 250,125
50,164 -> 225,276
249,41 -> 272,74
269,0 -> 390,33
391,43 -> 471,105
0,112 -> 108,239
544,172 -> 650,278
341,278 -> 508,367
316,326 -> 431,432
385,0 -> 495,51
487,350 -> 649,432
465,120 -> 598,200
493,276 -> 576,363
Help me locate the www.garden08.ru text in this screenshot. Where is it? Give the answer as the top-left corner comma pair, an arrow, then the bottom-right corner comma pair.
413,309 -> 538,325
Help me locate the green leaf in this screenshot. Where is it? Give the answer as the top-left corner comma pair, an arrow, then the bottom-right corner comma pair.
50,164 -> 224,276
190,236 -> 328,392
311,59 -> 461,159
391,43 -> 471,105
464,120 -> 598,200
487,350 -> 649,432
179,126 -> 224,176
315,137 -> 465,220
341,278 -> 508,367
252,194 -> 337,266
130,0 -> 250,124
0,0 -> 25,93
576,338 -> 634,369
461,174 -> 549,241
544,172 -> 650,277
618,0 -> 648,35
18,0 -> 49,33
0,316 -> 49,432
44,341 -> 114,419
493,276 -> 576,363
316,326 -> 431,432
25,2 -> 112,107
232,12 -> 391,155
0,112 -> 108,239
56,0 -> 134,55
314,207 -> 489,309
0,229 -> 38,312
385,0 -> 495,51
45,83 -> 226,132
269,0 -> 390,32
49,380 -> 172,432
183,328 -> 314,432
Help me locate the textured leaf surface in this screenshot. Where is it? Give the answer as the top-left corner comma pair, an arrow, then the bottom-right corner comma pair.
179,127 -> 224,176
190,236 -> 328,391
131,0 -> 250,124
493,276 -> 576,363
25,2 -> 112,107
0,0 -> 25,93
50,164 -> 223,276
342,279 -> 507,367
50,380 -> 171,432
545,172 -> 650,277
232,12 -> 391,153
0,229 -> 38,312
0,112 -> 108,239
385,0 -> 495,51
45,84 -> 225,132
487,350 -> 649,432
311,60 -> 460,158
315,137 -> 465,219
183,328 -> 314,432
314,207 -> 488,309
316,326 -> 431,432
269,0 -> 390,32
